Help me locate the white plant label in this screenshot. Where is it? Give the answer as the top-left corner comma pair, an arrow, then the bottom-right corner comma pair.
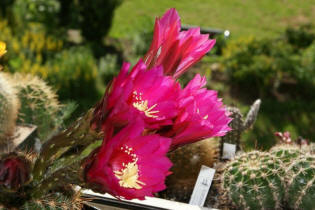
189,165 -> 215,207
222,143 -> 236,160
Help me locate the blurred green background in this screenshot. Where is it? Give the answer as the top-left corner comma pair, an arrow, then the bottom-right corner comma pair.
0,0 -> 314,149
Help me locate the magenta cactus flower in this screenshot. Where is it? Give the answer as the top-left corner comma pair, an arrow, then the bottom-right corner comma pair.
162,74 -> 231,149
85,120 -> 172,200
92,59 -> 180,135
144,8 -> 216,78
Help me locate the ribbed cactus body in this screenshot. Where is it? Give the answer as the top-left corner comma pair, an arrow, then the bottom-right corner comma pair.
0,73 -> 19,144
270,144 -> 302,166
222,151 -> 285,210
286,155 -> 315,210
159,138 -> 220,202
13,73 -> 60,140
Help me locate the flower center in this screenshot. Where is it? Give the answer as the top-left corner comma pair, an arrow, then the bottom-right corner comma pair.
114,145 -> 145,189
132,91 -> 159,118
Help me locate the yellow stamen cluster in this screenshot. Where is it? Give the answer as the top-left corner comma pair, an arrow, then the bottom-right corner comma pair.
132,91 -> 159,118
114,145 -> 145,189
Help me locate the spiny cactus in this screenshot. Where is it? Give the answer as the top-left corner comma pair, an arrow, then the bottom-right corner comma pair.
0,192 -> 83,210
159,138 -> 220,202
220,99 -> 261,158
0,72 -> 20,144
270,144 -> 303,166
13,73 -> 61,140
222,151 -> 286,210
286,154 -> 315,210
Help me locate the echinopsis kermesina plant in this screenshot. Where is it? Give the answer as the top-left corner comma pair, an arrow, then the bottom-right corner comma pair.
0,8 -> 232,208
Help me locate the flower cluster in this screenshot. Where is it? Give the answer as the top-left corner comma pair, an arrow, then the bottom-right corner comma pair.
85,8 -> 231,200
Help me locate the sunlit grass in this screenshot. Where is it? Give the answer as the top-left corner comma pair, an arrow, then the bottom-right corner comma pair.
110,0 -> 315,39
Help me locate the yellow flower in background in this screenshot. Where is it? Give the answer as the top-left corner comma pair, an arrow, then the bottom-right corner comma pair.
0,42 -> 7,57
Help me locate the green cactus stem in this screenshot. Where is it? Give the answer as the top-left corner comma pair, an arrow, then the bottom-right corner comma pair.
31,109 -> 102,197
222,151 -> 285,210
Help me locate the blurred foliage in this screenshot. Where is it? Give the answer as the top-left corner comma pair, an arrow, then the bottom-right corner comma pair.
57,0 -> 123,57
47,46 -> 99,99
13,0 -> 60,31
285,24 -> 315,49
98,54 -> 119,85
0,20 -> 99,103
222,25 -> 315,101
0,0 -> 124,112
180,25 -> 315,150
0,0 -> 15,18
197,24 -> 315,150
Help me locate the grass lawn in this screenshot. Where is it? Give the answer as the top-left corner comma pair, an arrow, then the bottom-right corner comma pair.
110,0 -> 315,39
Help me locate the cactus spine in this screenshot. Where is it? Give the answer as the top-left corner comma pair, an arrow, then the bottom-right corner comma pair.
0,192 -> 83,210
220,99 -> 261,157
222,151 -> 285,210
286,155 -> 315,210
0,72 -> 19,144
13,73 -> 61,140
